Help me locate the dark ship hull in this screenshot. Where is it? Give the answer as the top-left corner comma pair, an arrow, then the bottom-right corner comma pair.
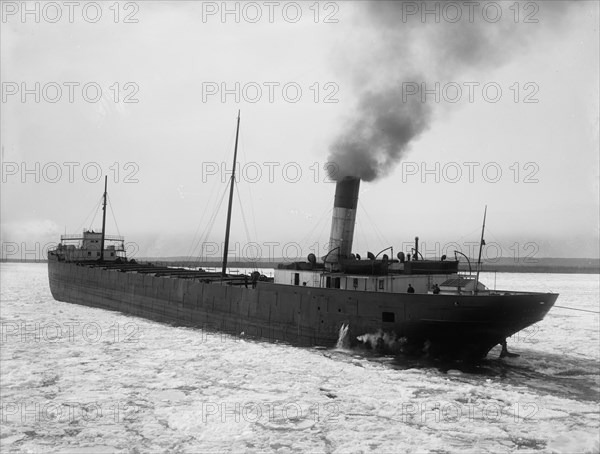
47,258 -> 557,359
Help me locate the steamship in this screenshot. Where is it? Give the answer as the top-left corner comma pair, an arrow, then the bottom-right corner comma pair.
47,114 -> 558,359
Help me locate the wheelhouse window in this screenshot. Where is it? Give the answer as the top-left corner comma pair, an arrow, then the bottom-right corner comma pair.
379,279 -> 384,290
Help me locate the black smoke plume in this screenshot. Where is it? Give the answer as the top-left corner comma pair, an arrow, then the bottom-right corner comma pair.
328,1 -> 574,181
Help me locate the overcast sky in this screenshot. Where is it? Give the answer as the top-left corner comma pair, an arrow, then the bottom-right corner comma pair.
1,1 -> 598,262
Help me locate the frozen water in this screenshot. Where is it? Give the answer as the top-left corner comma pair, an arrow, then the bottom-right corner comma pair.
1,264 -> 598,453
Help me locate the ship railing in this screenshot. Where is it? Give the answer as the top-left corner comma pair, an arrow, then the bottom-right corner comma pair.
60,234 -> 125,242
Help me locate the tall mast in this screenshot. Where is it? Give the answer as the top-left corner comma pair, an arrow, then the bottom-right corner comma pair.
222,110 -> 241,276
474,205 -> 487,293
99,175 -> 108,262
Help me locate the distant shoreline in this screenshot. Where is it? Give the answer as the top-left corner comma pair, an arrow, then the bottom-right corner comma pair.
3,258 -> 599,274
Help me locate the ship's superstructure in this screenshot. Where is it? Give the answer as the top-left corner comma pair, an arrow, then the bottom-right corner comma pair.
51,231 -> 125,262
275,176 -> 478,295
47,115 -> 558,360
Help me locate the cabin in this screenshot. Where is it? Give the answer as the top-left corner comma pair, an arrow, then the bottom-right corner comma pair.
274,258 -> 465,294
52,230 -> 125,262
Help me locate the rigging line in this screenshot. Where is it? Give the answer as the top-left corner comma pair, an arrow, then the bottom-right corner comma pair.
188,178 -> 231,259
476,226 -> 507,259
187,190 -> 224,262
234,183 -> 253,251
455,226 -> 483,246
481,227 -> 537,264
315,209 -> 332,239
361,203 -> 387,246
192,190 -> 227,263
483,227 -> 528,262
350,203 -> 370,255
75,195 -> 102,233
204,184 -> 230,240
483,227 -> 509,249
193,184 -> 229,266
235,182 -> 259,271
300,209 -> 333,257
237,126 -> 259,243
189,201 -> 219,263
185,148 -> 235,262
483,227 -> 536,262
297,205 -> 332,248
358,201 -> 388,246
307,208 -> 334,257
185,177 -> 225,262
87,196 -> 104,232
106,194 -> 121,237
186,118 -> 239,262
356,217 -> 369,256
188,119 -> 238,260
247,184 -> 259,255
224,121 -> 238,163
224,117 -> 258,272
553,305 -> 600,314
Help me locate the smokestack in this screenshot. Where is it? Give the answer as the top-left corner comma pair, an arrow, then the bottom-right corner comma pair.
414,236 -> 419,261
325,176 -> 360,265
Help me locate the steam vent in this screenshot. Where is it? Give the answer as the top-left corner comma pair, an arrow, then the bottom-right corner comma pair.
326,176 -> 360,265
